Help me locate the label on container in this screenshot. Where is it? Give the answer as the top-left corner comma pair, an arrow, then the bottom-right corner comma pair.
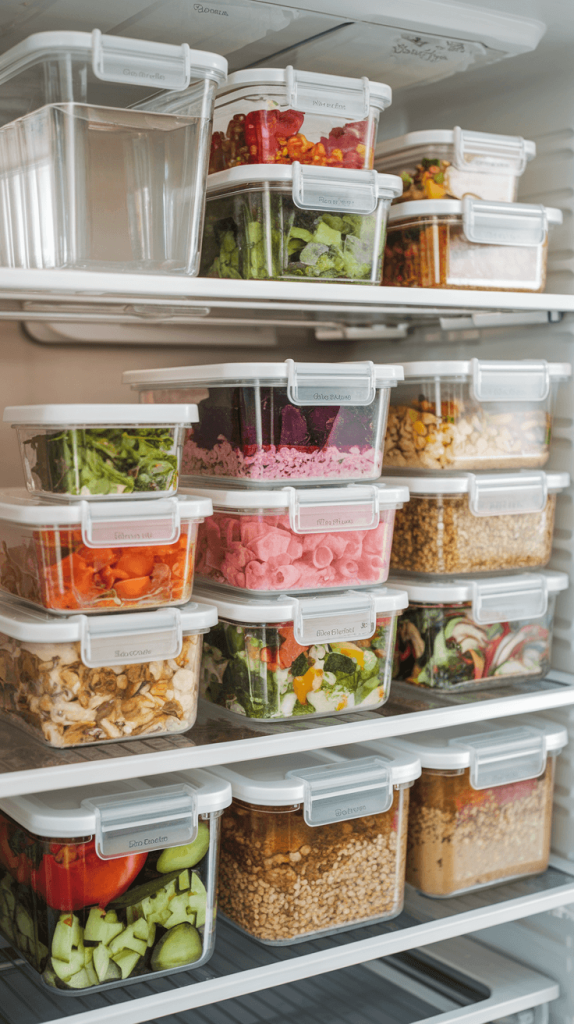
471,358 -> 550,402
92,29 -> 191,90
286,358 -> 377,406
468,471 -> 548,517
449,726 -> 547,790
454,128 -> 528,174
471,575 -> 548,625
81,609 -> 183,668
286,486 -> 379,533
292,591 -> 377,645
285,65 -> 370,120
81,498 -> 181,548
291,163 -> 379,216
83,785 -> 197,859
286,757 -> 392,826
462,198 -> 547,247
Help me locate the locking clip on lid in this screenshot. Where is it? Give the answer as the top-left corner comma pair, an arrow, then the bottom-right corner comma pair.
449,726 -> 547,790
82,784 -> 197,859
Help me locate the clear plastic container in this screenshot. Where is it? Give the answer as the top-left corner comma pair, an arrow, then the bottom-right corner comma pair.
123,360 -> 403,486
201,164 -> 401,283
0,489 -> 212,615
208,68 -> 392,173
188,481 -> 408,594
384,360 -> 571,471
380,470 -> 569,575
390,570 -> 568,689
377,717 -> 567,896
0,595 -> 217,747
375,128 -> 536,204
0,769 -> 231,992
196,584 -> 407,719
209,746 -> 420,943
5,404 -> 198,501
382,199 -> 562,291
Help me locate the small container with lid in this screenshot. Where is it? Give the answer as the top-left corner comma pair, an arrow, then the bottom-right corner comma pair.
201,164 -> 402,283
0,769 -> 231,991
209,745 -> 420,943
5,405 -> 198,501
391,570 -> 568,689
207,68 -> 392,173
384,360 -> 571,471
382,470 -> 569,575
382,199 -> 562,291
188,481 -> 408,594
375,128 -> 536,204
123,360 -> 404,486
0,489 -> 211,614
0,595 -> 217,747
374,716 -> 567,896
197,584 -> 408,719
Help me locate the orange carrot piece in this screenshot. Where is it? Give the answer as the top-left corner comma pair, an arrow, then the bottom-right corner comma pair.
115,576 -> 153,599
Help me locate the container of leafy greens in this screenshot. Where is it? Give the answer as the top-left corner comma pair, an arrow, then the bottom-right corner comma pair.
196,583 -> 408,720
199,163 -> 402,283
5,404 -> 197,501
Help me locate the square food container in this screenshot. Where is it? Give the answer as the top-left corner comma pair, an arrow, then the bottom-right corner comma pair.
188,481 -> 408,594
384,359 -> 571,471
0,769 -> 231,992
391,570 -> 568,689
208,67 -> 392,173
381,470 -> 569,575
0,595 -> 217,747
196,584 -> 408,719
209,745 -> 420,943
375,716 -> 567,896
382,199 -> 562,291
0,489 -> 212,615
124,360 -> 403,486
200,165 -> 402,283
375,128 -> 536,204
5,404 -> 198,501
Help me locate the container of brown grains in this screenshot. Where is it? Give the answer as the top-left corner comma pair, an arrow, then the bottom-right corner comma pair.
374,716 -> 567,897
209,746 -> 420,943
381,470 -> 569,575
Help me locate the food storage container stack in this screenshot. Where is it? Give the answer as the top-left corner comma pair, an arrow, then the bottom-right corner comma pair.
0,769 -> 232,990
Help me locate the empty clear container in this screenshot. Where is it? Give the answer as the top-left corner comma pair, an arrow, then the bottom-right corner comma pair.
201,165 -> 401,283
378,717 -> 567,896
0,489 -> 211,614
382,199 -> 562,291
391,570 -> 568,689
0,769 -> 231,992
196,584 -> 408,719
381,470 -> 569,575
384,360 -> 571,471
209,746 -> 420,943
123,360 -> 403,486
375,128 -> 536,204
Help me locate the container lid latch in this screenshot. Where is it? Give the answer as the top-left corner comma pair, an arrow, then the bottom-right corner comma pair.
286,757 -> 392,826
471,358 -> 550,402
80,497 -> 181,548
82,784 -> 197,859
291,162 -> 379,215
284,484 -> 380,534
454,127 -> 528,174
462,198 -> 547,246
286,358 -> 376,406
449,726 -> 547,790
468,470 -> 548,516
92,29 -> 192,91
291,590 -> 377,645
285,65 -> 370,120
80,607 -> 183,668
471,574 -> 548,625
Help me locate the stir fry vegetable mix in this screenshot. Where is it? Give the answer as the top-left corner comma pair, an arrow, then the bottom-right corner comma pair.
209,109 -> 374,172
0,812 -> 212,989
24,428 -> 179,496
201,618 -> 395,718
397,158 -> 450,202
394,604 -> 550,689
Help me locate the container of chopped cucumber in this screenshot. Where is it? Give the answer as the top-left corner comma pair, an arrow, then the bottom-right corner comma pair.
0,769 -> 231,993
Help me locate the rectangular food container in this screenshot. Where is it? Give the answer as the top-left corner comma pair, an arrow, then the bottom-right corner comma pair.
0,489 -> 212,615
0,769 -> 231,992
381,470 -> 569,575
375,128 -> 536,204
124,360 -> 403,486
382,199 -> 562,291
200,165 -> 401,283
196,584 -> 407,719
391,570 -> 568,689
375,716 -> 567,896
5,404 -> 198,501
209,745 -> 420,943
208,67 -> 392,173
384,359 -> 571,471
188,481 -> 408,594
0,595 -> 217,747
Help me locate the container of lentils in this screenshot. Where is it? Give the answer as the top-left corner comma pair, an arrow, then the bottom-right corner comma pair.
209,746 -> 420,943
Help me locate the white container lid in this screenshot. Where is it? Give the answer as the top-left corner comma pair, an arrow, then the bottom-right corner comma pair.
4,404 -> 198,426
375,128 -> 536,164
388,198 -> 563,224
393,359 -> 571,382
183,481 -> 409,512
206,164 -> 402,202
216,67 -> 392,114
379,470 -> 570,496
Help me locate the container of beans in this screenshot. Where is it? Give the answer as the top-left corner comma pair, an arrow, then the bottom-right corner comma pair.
381,470 -> 569,575
375,716 -> 567,897
209,745 -> 420,943
188,481 -> 408,594
375,128 -> 536,204
383,360 -> 571,471
391,570 -> 568,690
382,199 -> 562,291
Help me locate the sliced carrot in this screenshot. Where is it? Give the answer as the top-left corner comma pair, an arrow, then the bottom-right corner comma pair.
115,576 -> 153,599
77,546 -> 116,569
114,551 -> 155,578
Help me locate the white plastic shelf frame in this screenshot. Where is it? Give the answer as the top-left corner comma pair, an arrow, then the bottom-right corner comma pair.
0,882 -> 565,1024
